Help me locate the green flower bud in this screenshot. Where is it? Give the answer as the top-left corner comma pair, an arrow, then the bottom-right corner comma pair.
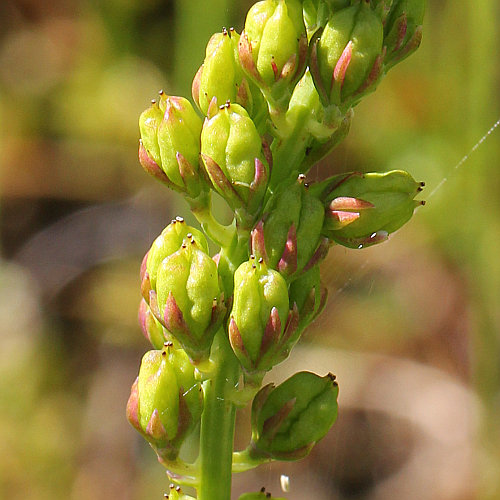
143,217 -> 208,293
164,484 -> 196,500
201,102 -> 269,221
249,371 -> 338,460
239,488 -> 286,500
251,177 -> 325,278
193,28 -> 254,117
288,264 -> 328,332
229,257 -> 296,374
383,0 -> 426,69
153,235 -> 225,362
239,0 -> 308,108
318,170 -> 425,248
310,2 -> 385,108
302,0 -> 352,37
126,345 -> 203,461
139,94 -> 206,198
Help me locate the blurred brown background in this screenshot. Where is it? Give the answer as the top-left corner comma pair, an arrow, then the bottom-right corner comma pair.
0,1 -> 499,499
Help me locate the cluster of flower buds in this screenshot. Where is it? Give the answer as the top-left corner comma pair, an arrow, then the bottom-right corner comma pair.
126,343 -> 203,462
248,371 -> 338,460
140,217 -> 225,363
130,0 -> 426,496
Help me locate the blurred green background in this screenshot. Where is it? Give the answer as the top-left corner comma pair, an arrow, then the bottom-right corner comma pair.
0,1 -> 499,499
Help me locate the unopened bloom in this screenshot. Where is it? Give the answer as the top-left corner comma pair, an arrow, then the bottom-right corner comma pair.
309,1 -> 385,108
249,371 -> 338,460
126,345 -> 203,461
229,257 -> 296,374
201,102 -> 268,221
139,94 -> 206,198
251,176 -> 325,278
314,170 -> 425,248
239,0 -> 308,108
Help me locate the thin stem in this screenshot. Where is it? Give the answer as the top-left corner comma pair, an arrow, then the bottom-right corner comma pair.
197,330 -> 241,500
232,447 -> 269,473
191,202 -> 236,249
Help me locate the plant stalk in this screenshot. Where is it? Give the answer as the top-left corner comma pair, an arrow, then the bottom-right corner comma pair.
198,329 -> 241,500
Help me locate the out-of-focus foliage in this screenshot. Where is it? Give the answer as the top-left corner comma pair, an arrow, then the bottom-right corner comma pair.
0,0 -> 499,499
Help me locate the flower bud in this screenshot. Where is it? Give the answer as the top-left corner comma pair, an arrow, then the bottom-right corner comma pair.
193,28 -> 254,117
152,236 -> 225,363
144,217 -> 208,293
239,488 -> 286,500
239,0 -> 307,107
288,265 -> 328,332
126,345 -> 203,461
164,484 -> 196,500
310,2 -> 385,108
249,371 -> 338,460
229,257 -> 298,373
139,94 -> 206,198
251,178 -> 325,278
201,102 -> 269,220
319,170 -> 425,248
383,0 -> 425,69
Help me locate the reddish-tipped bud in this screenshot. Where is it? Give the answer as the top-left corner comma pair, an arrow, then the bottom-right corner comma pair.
229,258 -> 293,373
309,2 -> 385,108
249,371 -> 338,461
252,178 -> 325,278
200,103 -> 269,220
320,170 -> 425,249
126,345 -> 203,461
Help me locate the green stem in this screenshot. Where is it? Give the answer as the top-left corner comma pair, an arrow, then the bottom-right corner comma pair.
198,330 -> 241,500
191,202 -> 235,249
232,447 -> 269,473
